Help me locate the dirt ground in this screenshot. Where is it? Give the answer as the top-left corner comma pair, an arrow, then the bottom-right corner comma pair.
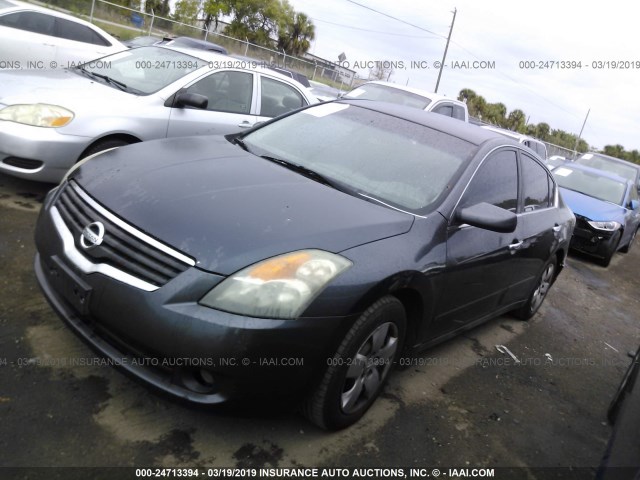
1,172 -> 638,479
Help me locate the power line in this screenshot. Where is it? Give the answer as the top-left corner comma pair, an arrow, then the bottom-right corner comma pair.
311,16 -> 441,38
341,0 -> 595,136
344,0 -> 446,39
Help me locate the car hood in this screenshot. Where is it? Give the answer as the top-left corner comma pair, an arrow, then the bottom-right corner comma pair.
0,69 -> 132,107
559,188 -> 626,222
70,136 -> 415,274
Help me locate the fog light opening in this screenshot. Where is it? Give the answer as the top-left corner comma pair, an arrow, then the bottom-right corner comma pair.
196,368 -> 216,387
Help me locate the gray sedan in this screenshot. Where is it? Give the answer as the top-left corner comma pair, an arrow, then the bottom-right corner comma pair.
0,46 -> 316,183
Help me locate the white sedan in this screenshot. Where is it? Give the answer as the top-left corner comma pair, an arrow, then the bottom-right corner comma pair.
0,46 -> 318,182
0,0 -> 126,69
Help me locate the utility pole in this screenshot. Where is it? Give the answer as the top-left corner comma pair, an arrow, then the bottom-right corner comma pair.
573,108 -> 590,158
435,8 -> 456,93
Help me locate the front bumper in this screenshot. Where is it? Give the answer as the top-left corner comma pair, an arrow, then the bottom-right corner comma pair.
0,121 -> 91,182
570,224 -> 616,258
34,195 -> 353,404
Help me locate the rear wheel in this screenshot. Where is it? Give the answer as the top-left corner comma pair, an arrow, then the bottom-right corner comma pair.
303,295 -> 406,430
80,138 -> 132,160
513,257 -> 557,321
599,230 -> 622,267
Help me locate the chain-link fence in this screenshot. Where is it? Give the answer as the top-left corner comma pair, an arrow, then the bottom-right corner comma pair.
33,0 -> 355,88
543,142 -> 579,160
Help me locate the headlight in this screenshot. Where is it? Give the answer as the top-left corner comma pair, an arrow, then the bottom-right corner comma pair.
587,220 -> 621,231
61,147 -> 119,184
0,104 -> 74,127
200,250 -> 352,319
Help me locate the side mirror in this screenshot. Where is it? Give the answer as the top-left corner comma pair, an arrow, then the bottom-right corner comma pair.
629,199 -> 640,211
174,92 -> 208,109
456,202 -> 517,233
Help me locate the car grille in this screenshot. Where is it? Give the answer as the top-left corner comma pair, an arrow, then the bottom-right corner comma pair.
54,181 -> 193,288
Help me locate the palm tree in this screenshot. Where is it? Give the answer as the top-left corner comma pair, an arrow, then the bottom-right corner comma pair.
277,10 -> 315,56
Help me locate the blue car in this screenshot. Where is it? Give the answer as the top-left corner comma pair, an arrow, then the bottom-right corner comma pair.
553,163 -> 640,266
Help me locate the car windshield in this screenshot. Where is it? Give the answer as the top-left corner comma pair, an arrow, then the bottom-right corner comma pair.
575,154 -> 638,184
553,166 -> 626,205
344,84 -> 432,110
76,47 -> 205,95
241,103 -> 475,213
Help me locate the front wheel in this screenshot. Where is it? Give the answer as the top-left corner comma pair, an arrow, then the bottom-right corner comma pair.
620,227 -> 638,254
303,295 -> 406,430
79,138 -> 132,160
513,257 -> 557,321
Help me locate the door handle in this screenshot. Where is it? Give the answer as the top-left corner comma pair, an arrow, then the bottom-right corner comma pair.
509,240 -> 523,250
237,121 -> 253,128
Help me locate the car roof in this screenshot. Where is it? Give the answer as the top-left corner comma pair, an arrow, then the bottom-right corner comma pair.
339,99 -> 515,147
1,0 -> 123,44
480,125 -> 542,144
578,152 -> 640,171
355,81 -> 466,105
170,37 -> 226,50
556,162 -> 630,184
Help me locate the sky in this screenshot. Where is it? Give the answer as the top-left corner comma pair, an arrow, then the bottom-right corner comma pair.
284,0 -> 640,152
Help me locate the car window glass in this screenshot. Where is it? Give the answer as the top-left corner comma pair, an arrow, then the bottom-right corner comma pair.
344,84 -> 432,109
260,76 -> 306,117
0,11 -> 55,35
186,71 -> 253,114
243,104 -> 475,213
537,142 -> 547,158
575,154 -> 638,184
521,154 -> 550,211
432,104 -> 453,117
459,150 -> 518,212
453,105 -> 466,120
54,18 -> 110,46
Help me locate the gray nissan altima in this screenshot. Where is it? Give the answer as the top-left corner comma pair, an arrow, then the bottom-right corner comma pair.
34,101 -> 575,430
0,45 -> 316,183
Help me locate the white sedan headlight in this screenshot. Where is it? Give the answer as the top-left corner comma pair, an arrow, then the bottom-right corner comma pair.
200,250 -> 352,319
587,220 -> 621,232
0,104 -> 74,127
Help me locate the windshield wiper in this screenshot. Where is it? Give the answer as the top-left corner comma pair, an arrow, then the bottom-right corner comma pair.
260,155 -> 342,190
76,66 -> 128,91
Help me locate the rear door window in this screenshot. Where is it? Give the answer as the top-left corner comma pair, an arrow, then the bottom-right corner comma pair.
0,11 -> 55,35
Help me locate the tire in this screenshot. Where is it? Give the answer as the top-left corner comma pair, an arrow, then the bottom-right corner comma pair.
80,138 -> 132,160
599,230 -> 622,267
620,227 -> 638,254
303,295 -> 406,430
512,257 -> 557,321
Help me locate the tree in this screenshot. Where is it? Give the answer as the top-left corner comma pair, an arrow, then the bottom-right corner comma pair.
603,144 -> 625,159
225,0 -> 282,48
506,109 -> 526,133
484,102 -> 507,126
173,0 -> 201,25
144,0 -> 170,16
111,0 -> 141,9
202,0 -> 231,32
458,88 -> 476,104
535,122 -> 550,141
276,3 -> 315,56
